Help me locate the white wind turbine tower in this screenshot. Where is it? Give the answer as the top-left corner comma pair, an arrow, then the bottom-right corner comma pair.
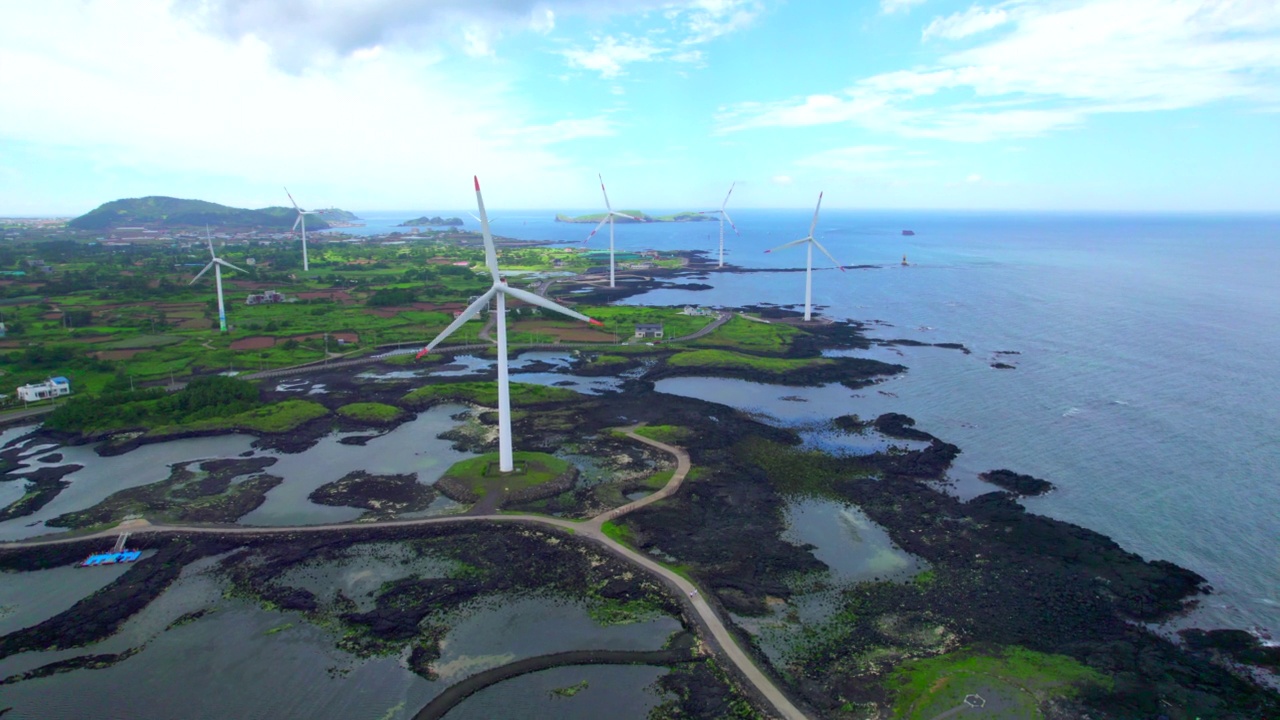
190,226 -> 248,333
285,187 -> 324,272
700,182 -> 740,268
584,174 -> 635,288
765,192 -> 844,322
417,176 -> 605,473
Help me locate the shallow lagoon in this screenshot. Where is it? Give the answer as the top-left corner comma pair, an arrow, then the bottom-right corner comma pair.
0,434 -> 260,541
0,404 -> 477,538
0,539 -> 682,720
240,403 -> 473,526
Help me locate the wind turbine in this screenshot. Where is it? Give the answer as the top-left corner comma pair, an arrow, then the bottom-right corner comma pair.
417,176 -> 604,473
700,182 -> 740,268
285,187 -> 324,272
190,226 -> 248,333
584,174 -> 635,288
765,192 -> 844,322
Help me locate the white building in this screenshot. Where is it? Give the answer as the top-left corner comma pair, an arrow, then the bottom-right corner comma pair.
17,376 -> 71,402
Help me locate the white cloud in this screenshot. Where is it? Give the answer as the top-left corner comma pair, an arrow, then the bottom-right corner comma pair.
560,35 -> 665,78
881,0 -> 927,14
530,6 -> 556,33
795,146 -> 939,173
172,0 -> 675,70
772,175 -> 793,185
718,0 -> 1280,142
681,0 -> 764,44
463,27 -> 497,57
966,173 -> 982,182
922,5 -> 1010,40
0,0 -> 612,210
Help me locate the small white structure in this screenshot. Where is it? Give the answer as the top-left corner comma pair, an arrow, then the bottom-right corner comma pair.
18,376 -> 71,402
635,323 -> 664,339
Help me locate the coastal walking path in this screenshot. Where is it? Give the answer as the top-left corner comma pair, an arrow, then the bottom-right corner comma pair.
0,426 -> 811,720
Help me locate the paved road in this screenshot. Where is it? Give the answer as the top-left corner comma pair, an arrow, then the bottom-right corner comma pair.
0,405 -> 56,427
0,427 -> 810,720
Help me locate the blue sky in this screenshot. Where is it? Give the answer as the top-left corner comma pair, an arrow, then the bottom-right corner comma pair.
1,0 -> 1278,215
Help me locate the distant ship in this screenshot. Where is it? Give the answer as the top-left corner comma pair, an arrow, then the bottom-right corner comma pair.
902,254 -> 909,266
902,230 -> 915,236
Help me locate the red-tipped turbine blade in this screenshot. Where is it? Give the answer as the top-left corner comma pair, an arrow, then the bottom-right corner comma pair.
722,209 -> 740,236
589,319 -> 605,327
474,175 -> 480,191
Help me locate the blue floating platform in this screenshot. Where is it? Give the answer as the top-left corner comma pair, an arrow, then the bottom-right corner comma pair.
80,550 -> 141,567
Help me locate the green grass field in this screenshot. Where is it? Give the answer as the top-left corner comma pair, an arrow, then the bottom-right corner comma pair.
889,646 -> 1111,719
149,399 -> 329,436
691,315 -> 798,352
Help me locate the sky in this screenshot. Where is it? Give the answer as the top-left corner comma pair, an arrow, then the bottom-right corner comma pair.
1,0 -> 1278,215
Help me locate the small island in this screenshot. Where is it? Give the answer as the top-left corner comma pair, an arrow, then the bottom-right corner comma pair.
399,216 -> 464,227
555,211 -> 713,224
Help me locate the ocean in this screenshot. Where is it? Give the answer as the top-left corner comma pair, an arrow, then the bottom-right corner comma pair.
337,208 -> 1280,638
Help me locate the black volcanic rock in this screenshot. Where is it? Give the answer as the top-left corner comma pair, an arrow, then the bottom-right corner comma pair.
980,468 -> 1055,496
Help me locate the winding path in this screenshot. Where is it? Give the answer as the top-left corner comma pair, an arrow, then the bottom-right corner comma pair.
0,427 -> 811,720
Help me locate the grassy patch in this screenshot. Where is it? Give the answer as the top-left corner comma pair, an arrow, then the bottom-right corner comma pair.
667,349 -> 832,375
336,402 -> 405,423
740,437 -> 874,497
633,424 -> 691,444
601,520 -> 635,546
889,646 -> 1112,719
439,451 -> 571,499
403,381 -> 576,409
641,469 -> 675,490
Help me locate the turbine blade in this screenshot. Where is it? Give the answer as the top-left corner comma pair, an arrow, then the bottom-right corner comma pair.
722,181 -> 735,210
502,285 -> 602,326
473,176 -> 500,282
216,259 -> 248,274
205,226 -> 215,258
811,238 -> 845,271
722,209 -> 741,236
584,216 -> 609,244
599,173 -> 613,212
284,186 -> 300,211
190,261 -> 214,285
611,211 -> 636,221
808,191 -> 823,239
468,212 -> 480,222
765,237 -> 811,253
416,287 -> 497,358
291,215 -> 302,233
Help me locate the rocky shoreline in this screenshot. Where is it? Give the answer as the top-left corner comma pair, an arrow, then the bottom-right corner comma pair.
0,304 -> 1277,717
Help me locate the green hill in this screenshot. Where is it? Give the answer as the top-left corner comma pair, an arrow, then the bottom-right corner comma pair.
317,208 -> 361,222
69,196 -> 334,231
